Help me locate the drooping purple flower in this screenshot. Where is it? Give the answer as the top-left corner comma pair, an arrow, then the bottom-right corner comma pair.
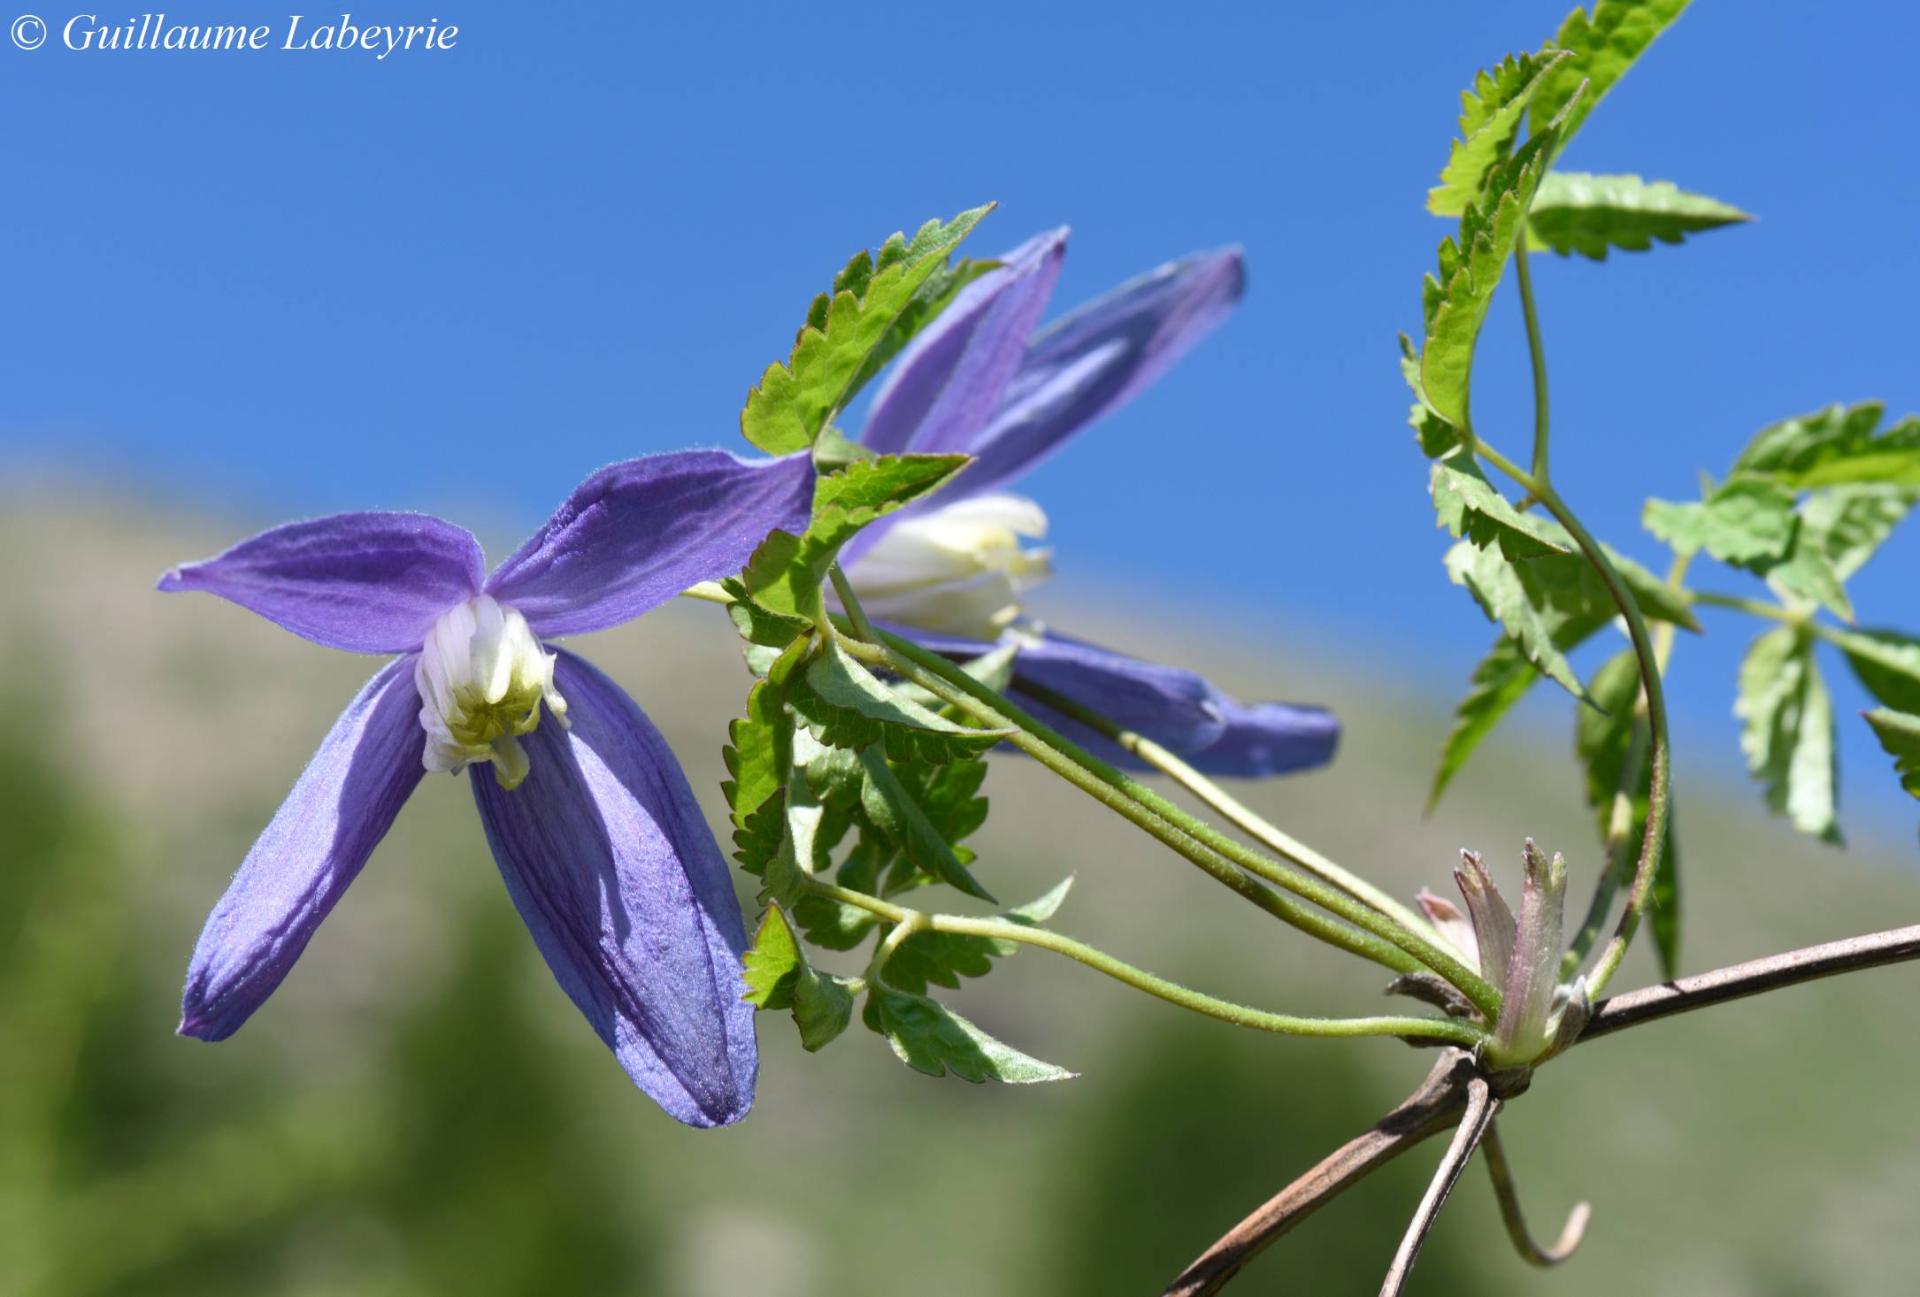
161,449 -> 814,1127
837,229 -> 1338,777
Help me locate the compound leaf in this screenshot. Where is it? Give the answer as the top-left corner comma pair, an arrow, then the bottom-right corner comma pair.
1527,171 -> 1749,260
742,205 -> 993,454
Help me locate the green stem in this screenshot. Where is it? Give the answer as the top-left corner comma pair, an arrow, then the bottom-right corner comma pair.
1007,677 -> 1439,943
1563,554 -> 1689,976
1513,241 -> 1552,482
1692,589 -> 1806,626
809,879 -> 1481,1046
1474,455 -> 1672,993
844,632 -> 1422,976
871,630 -> 1502,1018
687,576 -> 1495,1013
930,913 -> 1482,1046
827,564 -> 880,643
1536,491 -> 1669,997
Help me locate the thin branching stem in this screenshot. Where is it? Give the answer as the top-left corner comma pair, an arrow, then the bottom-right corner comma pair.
1564,552 -> 1689,976
871,629 -> 1502,1015
1006,677 -> 1439,941
1379,1076 -> 1498,1296
851,632 -> 1436,982
1482,1118 -> 1590,1266
1162,1052 -> 1478,1297
1580,923 -> 1920,1040
1514,241 -> 1552,481
803,878 -> 1480,1043
1482,240 -> 1675,999
1175,925 -> 1920,1294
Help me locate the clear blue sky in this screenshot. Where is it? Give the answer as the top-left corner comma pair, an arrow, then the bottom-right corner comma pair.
5,2 -> 1917,829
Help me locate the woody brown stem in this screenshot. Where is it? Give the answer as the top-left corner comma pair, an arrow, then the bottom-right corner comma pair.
1169,923 -> 1920,1295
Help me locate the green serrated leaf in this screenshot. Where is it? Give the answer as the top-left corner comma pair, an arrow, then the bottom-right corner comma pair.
1446,541 -> 1592,700
1428,52 -> 1563,217
1421,117 -> 1562,430
845,256 -> 1003,401
1863,709 -> 1920,802
1643,476 -> 1798,569
741,904 -> 856,1051
1732,402 -> 1920,489
1436,452 -> 1697,705
1735,627 -> 1840,843
1530,0 -> 1691,147
1827,627 -> 1920,714
722,576 -> 811,649
791,641 -> 1008,764
1802,484 -> 1917,581
742,205 -> 993,455
739,453 -> 973,627
1765,545 -> 1853,622
883,879 -> 1072,996
1526,171 -> 1749,260
862,985 -> 1074,1084
739,529 -> 823,623
1428,636 -> 1541,811
741,901 -> 802,1009
722,640 -> 808,873
858,748 -> 994,902
1576,650 -> 1643,833
1431,452 -> 1570,559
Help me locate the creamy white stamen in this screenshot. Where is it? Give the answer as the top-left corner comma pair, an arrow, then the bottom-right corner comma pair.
840,493 -> 1053,639
415,594 -> 568,790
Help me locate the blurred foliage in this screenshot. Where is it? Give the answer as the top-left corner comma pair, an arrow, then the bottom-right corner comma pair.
0,709 -> 654,1296
4,497 -> 1920,1294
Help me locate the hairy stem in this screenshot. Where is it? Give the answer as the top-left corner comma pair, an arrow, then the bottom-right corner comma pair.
1692,589 -> 1805,625
1473,430 -> 1673,999
875,629 -> 1501,1016
847,632 -> 1430,981
1007,677 -> 1438,941
1564,553 -> 1689,976
932,911 -> 1482,1046
1514,241 -> 1552,481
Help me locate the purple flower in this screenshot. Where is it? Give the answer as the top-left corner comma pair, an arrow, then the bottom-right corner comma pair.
161,450 -> 815,1127
837,229 -> 1338,777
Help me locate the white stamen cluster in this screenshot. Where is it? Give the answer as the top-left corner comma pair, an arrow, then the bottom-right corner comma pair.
840,493 -> 1053,639
415,594 -> 568,790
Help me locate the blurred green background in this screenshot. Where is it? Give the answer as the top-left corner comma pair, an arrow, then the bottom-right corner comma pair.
4,492 -> 1917,1296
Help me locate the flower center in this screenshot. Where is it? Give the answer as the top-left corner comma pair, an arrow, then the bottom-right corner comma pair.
839,493 -> 1053,639
415,594 -> 568,790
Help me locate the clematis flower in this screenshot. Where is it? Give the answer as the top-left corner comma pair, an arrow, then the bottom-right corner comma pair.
835,228 -> 1338,776
161,450 -> 815,1126
1415,842 -> 1588,1070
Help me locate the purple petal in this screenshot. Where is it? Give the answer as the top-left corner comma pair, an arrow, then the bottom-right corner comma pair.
861,229 -> 1069,457
469,650 -> 756,1126
159,514 -> 485,654
1176,697 -> 1340,778
180,658 -> 424,1040
486,450 -> 814,638
957,246 -> 1245,498
908,627 -> 1225,756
